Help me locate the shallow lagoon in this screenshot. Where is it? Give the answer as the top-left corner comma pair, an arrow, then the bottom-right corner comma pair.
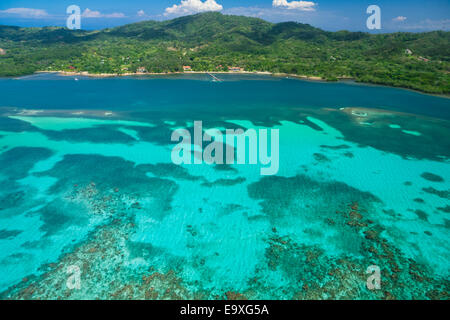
0,74 -> 448,299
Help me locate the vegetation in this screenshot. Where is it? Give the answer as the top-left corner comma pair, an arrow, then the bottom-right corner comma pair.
0,12 -> 449,94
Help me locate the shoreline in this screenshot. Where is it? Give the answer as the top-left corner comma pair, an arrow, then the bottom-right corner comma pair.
40,70 -> 328,81
22,70 -> 450,98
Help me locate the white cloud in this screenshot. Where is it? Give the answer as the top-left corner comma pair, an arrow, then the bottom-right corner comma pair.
0,8 -> 49,18
82,8 -> 126,19
137,10 -> 146,17
272,0 -> 317,11
107,12 -> 126,18
393,16 -> 407,22
82,9 -> 102,18
165,0 -> 223,16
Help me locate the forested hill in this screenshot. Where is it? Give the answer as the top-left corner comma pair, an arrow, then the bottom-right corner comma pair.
0,12 -> 449,94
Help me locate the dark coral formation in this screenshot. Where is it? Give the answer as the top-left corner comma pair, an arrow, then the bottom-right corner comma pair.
201,177 -> 246,188
423,187 -> 450,199
421,172 -> 445,183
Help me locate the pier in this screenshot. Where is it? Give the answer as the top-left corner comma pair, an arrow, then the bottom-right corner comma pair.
207,73 -> 222,82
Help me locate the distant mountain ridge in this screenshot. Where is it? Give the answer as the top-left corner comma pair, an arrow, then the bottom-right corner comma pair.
0,12 -> 449,94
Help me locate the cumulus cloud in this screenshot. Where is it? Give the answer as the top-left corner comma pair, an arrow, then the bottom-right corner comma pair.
137,10 -> 146,17
0,8 -> 49,18
393,16 -> 407,22
165,0 -> 223,16
272,0 -> 317,11
82,8 -> 125,19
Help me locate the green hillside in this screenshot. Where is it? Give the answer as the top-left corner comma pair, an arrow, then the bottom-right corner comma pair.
0,12 -> 449,94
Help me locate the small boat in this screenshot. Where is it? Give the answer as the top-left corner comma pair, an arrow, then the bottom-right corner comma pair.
74,78 -> 79,81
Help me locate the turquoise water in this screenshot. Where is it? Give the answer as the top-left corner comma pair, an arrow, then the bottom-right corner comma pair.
0,74 -> 448,299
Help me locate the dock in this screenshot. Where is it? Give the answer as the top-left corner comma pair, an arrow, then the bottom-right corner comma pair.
207,73 -> 222,82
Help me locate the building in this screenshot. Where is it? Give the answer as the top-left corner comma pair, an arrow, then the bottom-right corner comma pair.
183,66 -> 192,71
418,56 -> 430,62
0,48 -> 5,55
137,67 -> 147,73
228,66 -> 244,72
405,49 -> 413,55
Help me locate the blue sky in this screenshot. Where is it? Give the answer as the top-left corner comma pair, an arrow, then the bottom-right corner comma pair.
0,0 -> 449,32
